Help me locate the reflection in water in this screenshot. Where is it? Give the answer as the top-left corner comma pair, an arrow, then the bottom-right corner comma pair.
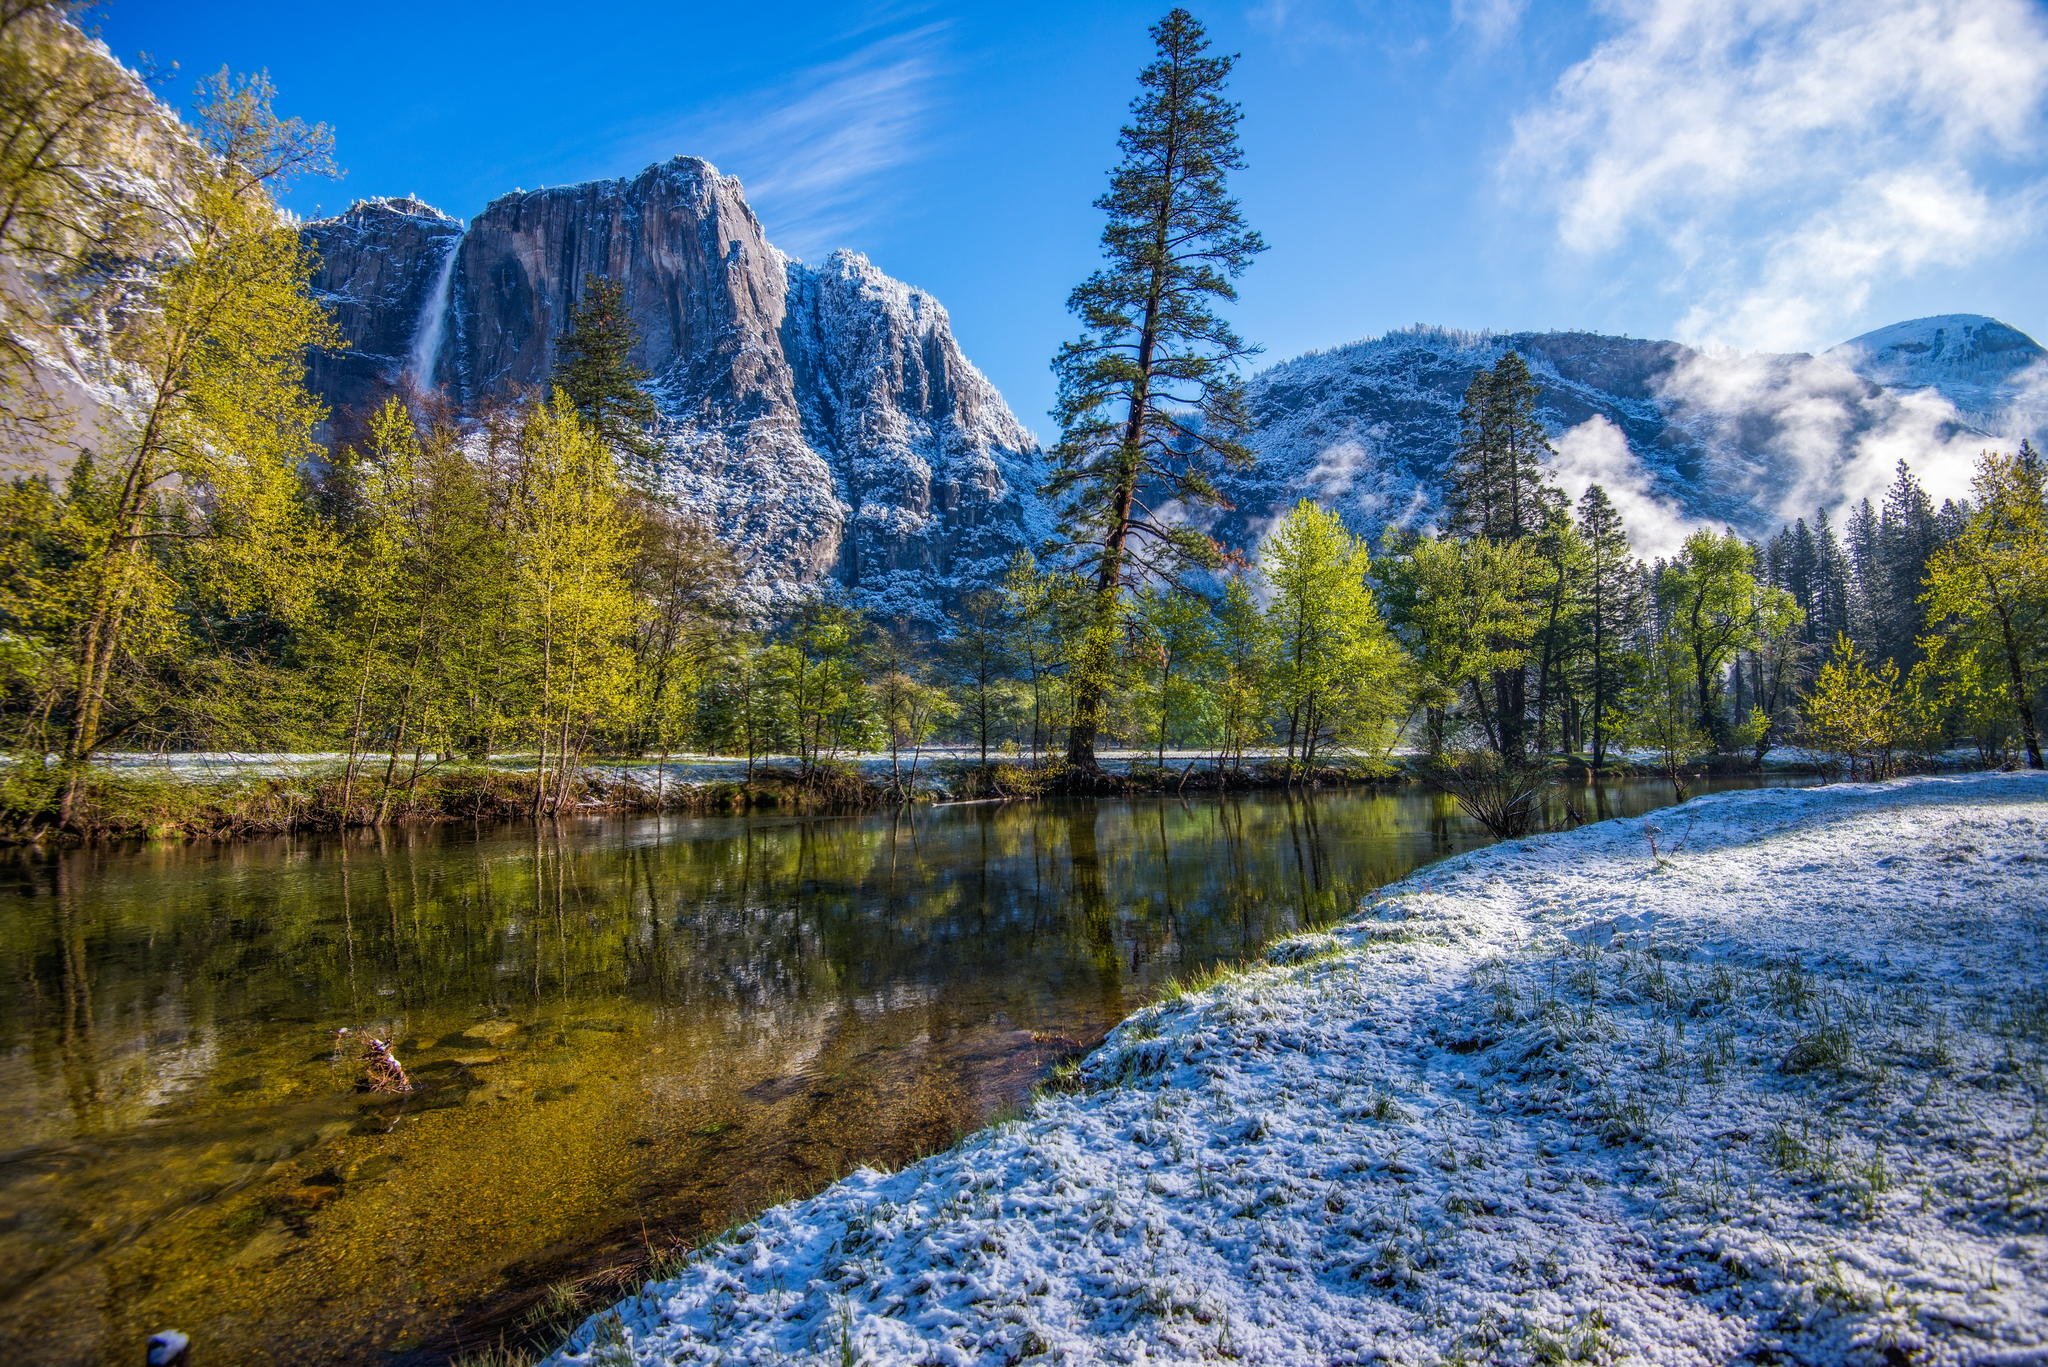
0,779 -> 1802,1364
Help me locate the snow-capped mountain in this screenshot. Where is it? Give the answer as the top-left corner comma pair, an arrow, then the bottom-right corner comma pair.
304,158 -> 1046,623
1224,317 -> 2046,556
1828,314 -> 2048,436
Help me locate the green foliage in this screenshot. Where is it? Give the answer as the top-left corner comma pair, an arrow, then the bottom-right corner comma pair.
1260,500 -> 1408,766
507,390 -> 640,812
1620,634 -> 1711,801
1446,352 -> 1557,543
771,601 -> 877,779
1801,634 -> 1925,780
1658,529 -> 1802,751
1378,532 -> 1537,759
1919,446 -> 2048,769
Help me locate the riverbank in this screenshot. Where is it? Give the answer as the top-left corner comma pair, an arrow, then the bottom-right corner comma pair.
4,746 -> 1850,844
1,752 -> 1404,843
542,772 -> 2048,1366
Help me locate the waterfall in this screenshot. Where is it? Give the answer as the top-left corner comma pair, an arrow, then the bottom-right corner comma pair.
405,232 -> 462,392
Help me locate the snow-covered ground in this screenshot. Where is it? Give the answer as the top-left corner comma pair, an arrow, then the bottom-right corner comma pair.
545,772 -> 2048,1366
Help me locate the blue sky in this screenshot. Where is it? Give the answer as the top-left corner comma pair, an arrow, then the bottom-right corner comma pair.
103,0 -> 2048,441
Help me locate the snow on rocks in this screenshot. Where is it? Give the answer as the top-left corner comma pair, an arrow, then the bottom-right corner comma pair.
545,773 -> 2048,1366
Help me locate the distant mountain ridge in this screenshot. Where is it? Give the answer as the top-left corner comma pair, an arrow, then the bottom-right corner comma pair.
1222,315 -> 2046,556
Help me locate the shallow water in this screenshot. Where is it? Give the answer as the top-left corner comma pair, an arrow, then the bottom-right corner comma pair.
0,777 -> 1807,1364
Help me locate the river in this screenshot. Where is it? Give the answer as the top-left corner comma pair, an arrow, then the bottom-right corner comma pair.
0,777 -> 1809,1364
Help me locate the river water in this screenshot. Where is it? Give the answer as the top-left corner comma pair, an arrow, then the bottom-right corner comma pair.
0,778 -> 1808,1364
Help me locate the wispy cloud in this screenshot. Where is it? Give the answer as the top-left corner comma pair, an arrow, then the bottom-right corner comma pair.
1509,0 -> 2048,353
607,23 -> 947,261
1451,0 -> 1527,48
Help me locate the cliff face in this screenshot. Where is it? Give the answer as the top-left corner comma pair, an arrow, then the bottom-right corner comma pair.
303,158 -> 1043,621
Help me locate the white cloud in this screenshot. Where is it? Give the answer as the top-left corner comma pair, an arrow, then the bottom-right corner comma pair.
1550,416 -> 1696,558
1511,0 -> 2048,352
1452,0 -> 1527,47
1306,438 -> 1372,499
1654,347 -> 1991,524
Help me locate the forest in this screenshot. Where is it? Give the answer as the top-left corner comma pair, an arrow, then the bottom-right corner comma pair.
1,3 -> 2044,840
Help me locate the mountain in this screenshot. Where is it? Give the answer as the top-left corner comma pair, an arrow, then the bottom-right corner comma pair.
1828,314 -> 2048,435
303,158 -> 1045,623
1224,316 -> 2047,556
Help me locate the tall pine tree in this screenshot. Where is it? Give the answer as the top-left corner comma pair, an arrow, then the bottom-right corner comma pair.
555,274 -> 659,466
1046,8 -> 1264,772
1575,483 -> 1637,766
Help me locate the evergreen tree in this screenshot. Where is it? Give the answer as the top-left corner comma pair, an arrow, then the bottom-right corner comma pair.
1046,8 -> 1264,771
1440,351 -> 1561,760
1575,484 -> 1638,766
1445,352 -> 1557,543
1875,459 -> 1941,666
1845,497 -> 1882,649
555,274 -> 660,465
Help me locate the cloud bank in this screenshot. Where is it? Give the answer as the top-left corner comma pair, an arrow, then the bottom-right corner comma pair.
1511,0 -> 2048,353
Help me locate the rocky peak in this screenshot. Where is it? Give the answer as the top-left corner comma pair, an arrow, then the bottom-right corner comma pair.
302,156 -> 1043,623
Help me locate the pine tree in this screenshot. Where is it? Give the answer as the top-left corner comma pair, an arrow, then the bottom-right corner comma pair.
1875,460 -> 1941,666
1575,484 -> 1637,766
1845,497 -> 1882,649
1046,8 -> 1264,772
1445,352 -> 1557,543
555,274 -> 660,465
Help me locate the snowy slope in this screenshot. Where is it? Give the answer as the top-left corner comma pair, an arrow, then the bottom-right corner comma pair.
1229,318 -> 2047,555
545,772 -> 2048,1366
1829,314 -> 2048,437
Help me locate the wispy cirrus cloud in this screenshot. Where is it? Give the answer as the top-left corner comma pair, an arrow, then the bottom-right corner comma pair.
607,21 -> 948,261
1509,0 -> 2048,353
1451,0 -> 1528,48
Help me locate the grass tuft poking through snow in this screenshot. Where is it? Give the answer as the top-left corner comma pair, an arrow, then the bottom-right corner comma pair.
546,774 -> 2048,1366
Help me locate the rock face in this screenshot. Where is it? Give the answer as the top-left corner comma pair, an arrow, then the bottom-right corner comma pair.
1222,317 -> 2047,553
303,158 -> 1044,622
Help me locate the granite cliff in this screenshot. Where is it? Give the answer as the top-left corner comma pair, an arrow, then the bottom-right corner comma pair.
303,158 -> 1045,621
